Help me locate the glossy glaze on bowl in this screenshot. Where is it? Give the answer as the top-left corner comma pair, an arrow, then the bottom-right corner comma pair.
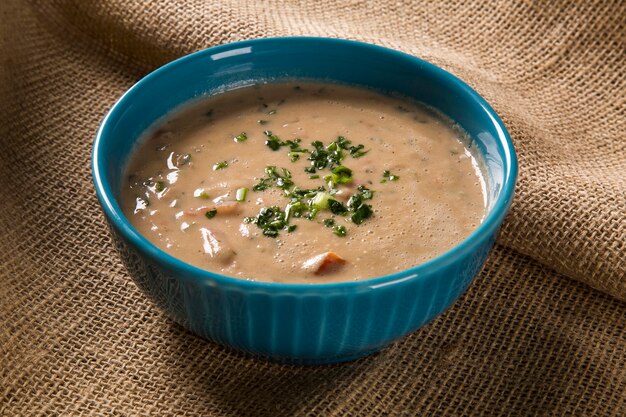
93,37 -> 517,364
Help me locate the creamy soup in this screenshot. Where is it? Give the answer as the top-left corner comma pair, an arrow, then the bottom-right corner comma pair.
121,83 -> 486,283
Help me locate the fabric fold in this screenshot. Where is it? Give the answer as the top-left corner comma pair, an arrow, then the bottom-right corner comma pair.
1,1 -> 624,415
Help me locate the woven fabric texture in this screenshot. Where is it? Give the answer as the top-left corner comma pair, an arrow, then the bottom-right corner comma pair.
1,1 -> 624,416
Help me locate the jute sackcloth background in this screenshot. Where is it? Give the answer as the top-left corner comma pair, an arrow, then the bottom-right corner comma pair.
1,1 -> 624,416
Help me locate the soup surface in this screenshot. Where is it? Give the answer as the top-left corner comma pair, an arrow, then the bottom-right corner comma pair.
121,82 -> 486,283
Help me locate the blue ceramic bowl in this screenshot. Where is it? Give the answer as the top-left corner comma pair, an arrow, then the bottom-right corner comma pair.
92,37 -> 517,365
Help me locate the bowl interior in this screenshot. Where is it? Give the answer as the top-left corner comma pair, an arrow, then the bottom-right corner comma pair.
94,37 -> 516,287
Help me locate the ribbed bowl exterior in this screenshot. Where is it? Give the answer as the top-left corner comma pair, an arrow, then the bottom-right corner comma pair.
93,37 -> 516,365
112,227 -> 495,364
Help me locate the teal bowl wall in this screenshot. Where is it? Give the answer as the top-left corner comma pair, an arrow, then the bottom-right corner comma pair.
93,37 -> 517,364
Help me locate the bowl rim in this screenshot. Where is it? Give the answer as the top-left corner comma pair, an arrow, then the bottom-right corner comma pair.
92,36 -> 518,291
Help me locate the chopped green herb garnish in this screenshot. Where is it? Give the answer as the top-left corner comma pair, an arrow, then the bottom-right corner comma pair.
235,187 -> 248,202
308,140 -> 343,170
253,165 -> 294,191
213,161 -> 229,171
333,224 -> 347,237
264,165 -> 278,177
286,140 -> 304,150
252,178 -> 270,192
264,130 -> 282,151
267,109 -> 277,115
350,203 -> 373,224
247,134 -> 376,238
234,132 -> 247,142
287,225 -> 297,233
324,165 -> 353,188
304,136 -> 368,172
258,119 -> 269,125
154,181 -> 165,192
205,209 -> 217,219
263,131 -> 307,154
347,193 -> 363,210
285,201 -> 308,219
328,199 -> 348,215
381,170 -> 400,183
346,186 -> 374,210
286,186 -> 322,200
305,207 -> 319,220
349,144 -> 368,158
357,185 -> 374,200
245,206 -> 290,238
276,175 -> 294,190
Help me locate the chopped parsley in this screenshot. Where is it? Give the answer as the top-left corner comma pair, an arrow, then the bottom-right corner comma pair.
244,206 -> 289,238
328,199 -> 348,215
258,119 -> 269,125
348,144 -> 367,158
347,186 -> 374,210
350,203 -> 373,225
252,165 -> 294,191
324,165 -> 353,188
307,136 -> 368,173
234,132 -> 247,142
322,218 -> 347,236
357,185 -> 374,200
333,224 -> 347,237
205,209 -> 217,219
285,200 -> 309,219
213,161 -> 229,171
243,134 -> 378,238
264,131 -> 282,151
381,170 -> 400,183
263,131 -> 307,154
308,140 -> 342,170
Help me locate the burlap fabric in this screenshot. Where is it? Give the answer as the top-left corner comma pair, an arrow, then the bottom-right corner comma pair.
1,1 -> 624,415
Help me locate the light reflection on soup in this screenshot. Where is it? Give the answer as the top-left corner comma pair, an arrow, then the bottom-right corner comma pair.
121,82 -> 486,283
